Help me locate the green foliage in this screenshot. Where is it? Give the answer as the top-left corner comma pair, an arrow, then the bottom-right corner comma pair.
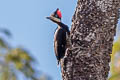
0,38 -> 9,48
109,37 -> 120,80
5,48 -> 37,79
109,72 -> 120,80
6,48 -> 34,69
0,28 -> 50,80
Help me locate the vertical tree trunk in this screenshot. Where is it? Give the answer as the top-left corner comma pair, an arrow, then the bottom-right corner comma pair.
61,0 -> 120,80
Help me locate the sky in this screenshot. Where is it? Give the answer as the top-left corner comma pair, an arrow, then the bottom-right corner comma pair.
0,0 -> 77,80
0,0 -> 119,80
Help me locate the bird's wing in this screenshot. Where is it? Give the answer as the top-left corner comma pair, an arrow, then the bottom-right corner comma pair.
54,28 -> 66,61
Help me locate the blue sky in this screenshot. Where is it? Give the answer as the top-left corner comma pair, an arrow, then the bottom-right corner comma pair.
0,0 -> 77,80
0,0 -> 119,80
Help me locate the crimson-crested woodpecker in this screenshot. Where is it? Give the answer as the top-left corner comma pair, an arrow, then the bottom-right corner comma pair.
46,8 -> 70,65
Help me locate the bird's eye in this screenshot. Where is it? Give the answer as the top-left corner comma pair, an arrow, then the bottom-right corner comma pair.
55,14 -> 58,18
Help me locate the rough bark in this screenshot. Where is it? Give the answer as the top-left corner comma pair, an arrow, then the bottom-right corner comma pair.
60,0 -> 120,80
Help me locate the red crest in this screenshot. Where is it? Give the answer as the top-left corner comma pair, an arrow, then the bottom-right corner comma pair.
57,9 -> 62,18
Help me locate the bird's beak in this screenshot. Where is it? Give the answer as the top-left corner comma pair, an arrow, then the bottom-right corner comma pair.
46,16 -> 51,19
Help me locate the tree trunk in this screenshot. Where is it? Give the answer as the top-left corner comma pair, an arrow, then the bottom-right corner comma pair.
60,0 -> 120,80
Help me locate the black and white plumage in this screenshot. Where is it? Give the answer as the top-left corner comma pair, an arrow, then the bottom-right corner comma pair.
46,8 -> 70,65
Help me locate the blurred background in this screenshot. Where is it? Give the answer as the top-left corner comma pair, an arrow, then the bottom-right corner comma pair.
0,0 -> 76,80
0,0 -> 119,80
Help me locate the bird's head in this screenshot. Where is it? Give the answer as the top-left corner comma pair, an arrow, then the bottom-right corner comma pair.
46,8 -> 62,23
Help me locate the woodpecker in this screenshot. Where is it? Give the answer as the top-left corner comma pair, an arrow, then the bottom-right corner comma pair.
46,8 -> 70,65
